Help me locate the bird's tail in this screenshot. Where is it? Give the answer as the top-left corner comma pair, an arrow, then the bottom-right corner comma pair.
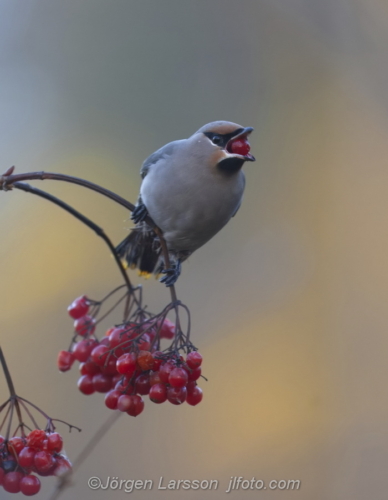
115,225 -> 161,277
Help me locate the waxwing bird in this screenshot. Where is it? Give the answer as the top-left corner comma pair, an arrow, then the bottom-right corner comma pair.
116,121 -> 255,286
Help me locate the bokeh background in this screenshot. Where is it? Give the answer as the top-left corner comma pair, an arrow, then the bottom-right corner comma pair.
1,1 -> 388,499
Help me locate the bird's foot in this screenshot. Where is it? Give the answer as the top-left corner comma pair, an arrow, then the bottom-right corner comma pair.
160,260 -> 182,287
131,203 -> 148,224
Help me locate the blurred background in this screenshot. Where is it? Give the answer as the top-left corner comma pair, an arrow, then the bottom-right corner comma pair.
1,1 -> 388,498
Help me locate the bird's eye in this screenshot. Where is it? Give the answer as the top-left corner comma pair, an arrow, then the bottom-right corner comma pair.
212,135 -> 222,145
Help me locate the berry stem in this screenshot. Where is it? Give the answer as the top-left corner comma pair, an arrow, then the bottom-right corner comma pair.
0,347 -> 17,398
0,347 -> 25,436
6,399 -> 15,439
17,399 -> 41,431
17,397 -> 82,433
0,401 -> 11,434
95,291 -> 129,325
153,227 -> 184,345
99,284 -> 128,303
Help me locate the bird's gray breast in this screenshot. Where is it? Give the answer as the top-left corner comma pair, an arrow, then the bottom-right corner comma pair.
140,149 -> 245,253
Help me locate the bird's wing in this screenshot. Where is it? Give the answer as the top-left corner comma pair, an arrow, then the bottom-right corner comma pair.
140,140 -> 183,178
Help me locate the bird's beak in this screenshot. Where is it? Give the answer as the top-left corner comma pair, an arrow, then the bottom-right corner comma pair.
226,127 -> 256,162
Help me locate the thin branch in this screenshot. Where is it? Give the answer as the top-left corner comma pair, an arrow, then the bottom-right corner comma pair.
0,170 -> 160,226
11,182 -> 134,295
48,412 -> 122,500
1,170 -> 178,303
0,402 -> 11,434
17,399 -> 40,431
0,348 -> 17,398
0,347 -> 24,436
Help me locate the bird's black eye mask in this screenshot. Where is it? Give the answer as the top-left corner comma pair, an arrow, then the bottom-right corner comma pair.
203,129 -> 244,149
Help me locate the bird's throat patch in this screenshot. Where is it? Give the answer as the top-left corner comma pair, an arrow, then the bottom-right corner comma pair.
217,157 -> 245,174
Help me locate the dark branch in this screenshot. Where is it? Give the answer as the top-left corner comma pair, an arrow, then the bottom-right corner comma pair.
0,170 -> 159,225
12,181 -> 134,293
1,169 -> 179,299
0,347 -> 24,436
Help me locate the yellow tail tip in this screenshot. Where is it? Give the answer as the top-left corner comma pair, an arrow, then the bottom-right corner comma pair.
138,270 -> 152,279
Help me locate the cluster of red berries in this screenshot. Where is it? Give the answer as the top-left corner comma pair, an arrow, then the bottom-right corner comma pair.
0,430 -> 71,496
57,295 -> 203,417
105,348 -> 203,414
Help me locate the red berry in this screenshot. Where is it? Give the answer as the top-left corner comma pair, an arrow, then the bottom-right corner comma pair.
138,333 -> 151,351
159,361 -> 175,383
67,295 -> 89,319
109,326 -> 132,357
0,467 -> 4,485
74,315 -> 96,337
152,352 -> 164,371
47,433 -> 63,453
101,356 -> 118,375
91,344 -> 110,367
34,450 -> 55,474
73,339 -> 98,362
169,367 -> 188,388
105,390 -> 121,410
53,456 -> 72,477
3,471 -> 23,493
7,436 -> 25,456
20,474 -> 41,496
18,447 -> 36,468
149,383 -> 167,404
186,380 -> 197,392
79,360 -> 101,376
146,328 -> 156,342
116,352 -> 137,375
186,351 -> 202,369
159,318 -> 175,339
115,377 -> 131,394
120,322 -> 139,338
77,374 -> 95,395
92,373 -> 113,393
27,430 -> 46,450
127,395 -> 144,417
186,385 -> 203,406
117,394 -> 132,412
135,374 -> 151,395
137,350 -> 154,371
187,366 -> 202,382
229,138 -> 251,156
149,370 -> 163,386
105,326 -> 115,337
57,351 -> 75,372
111,373 -> 122,386
167,386 -> 187,405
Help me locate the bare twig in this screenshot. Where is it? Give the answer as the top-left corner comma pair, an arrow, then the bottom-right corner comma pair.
11,181 -> 134,297
0,169 -> 175,301
0,347 -> 24,436
48,412 -> 122,500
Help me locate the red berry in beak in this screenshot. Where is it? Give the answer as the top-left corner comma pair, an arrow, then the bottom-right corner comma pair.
229,138 -> 251,156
